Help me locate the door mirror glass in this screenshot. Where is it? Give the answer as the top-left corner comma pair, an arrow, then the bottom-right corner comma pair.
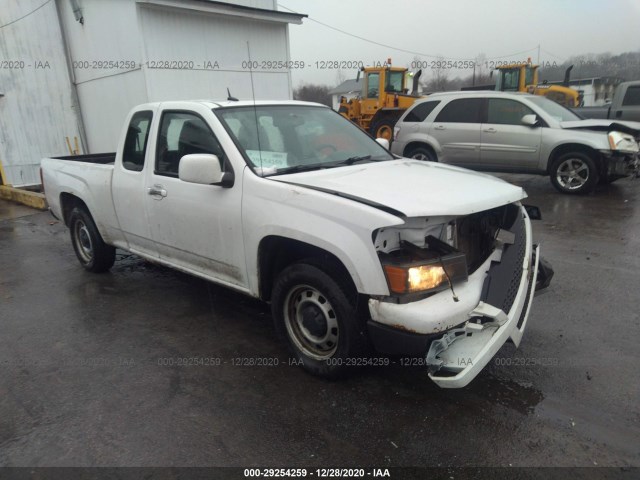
179,154 -> 224,185
521,114 -> 539,127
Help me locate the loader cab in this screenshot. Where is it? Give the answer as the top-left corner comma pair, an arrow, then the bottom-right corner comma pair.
495,64 -> 538,92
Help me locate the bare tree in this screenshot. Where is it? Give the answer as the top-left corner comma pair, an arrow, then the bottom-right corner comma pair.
293,83 -> 332,107
423,56 -> 451,92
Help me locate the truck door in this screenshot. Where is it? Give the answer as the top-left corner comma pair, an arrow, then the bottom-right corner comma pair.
112,109 -> 159,257
616,85 -> 640,120
480,98 -> 541,171
429,98 -> 483,167
144,108 -> 247,289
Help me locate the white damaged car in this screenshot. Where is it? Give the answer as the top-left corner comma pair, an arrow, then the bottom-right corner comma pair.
41,100 -> 553,387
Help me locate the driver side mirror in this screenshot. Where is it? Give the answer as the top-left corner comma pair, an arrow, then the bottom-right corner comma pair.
521,114 -> 539,127
375,138 -> 390,150
179,154 -> 234,187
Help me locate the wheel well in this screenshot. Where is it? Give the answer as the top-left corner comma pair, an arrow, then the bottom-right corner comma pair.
547,144 -> 601,175
369,110 -> 401,131
403,141 -> 436,158
258,236 -> 356,302
60,193 -> 89,226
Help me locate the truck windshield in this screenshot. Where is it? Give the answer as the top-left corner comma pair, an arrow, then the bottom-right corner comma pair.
527,96 -> 581,122
215,105 -> 394,176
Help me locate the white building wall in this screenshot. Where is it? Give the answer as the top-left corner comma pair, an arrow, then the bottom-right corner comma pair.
56,0 -> 295,154
139,4 -> 292,103
0,0 -> 82,187
56,0 -> 149,153
1,0 -> 299,181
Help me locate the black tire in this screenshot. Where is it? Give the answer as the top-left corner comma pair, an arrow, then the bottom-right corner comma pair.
370,118 -> 395,142
406,145 -> 437,162
549,152 -> 599,194
271,262 -> 367,379
69,207 -> 116,273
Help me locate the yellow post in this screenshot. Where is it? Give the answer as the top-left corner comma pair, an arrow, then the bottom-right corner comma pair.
0,158 -> 9,186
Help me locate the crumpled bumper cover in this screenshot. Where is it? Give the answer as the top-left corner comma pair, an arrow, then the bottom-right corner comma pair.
368,206 -> 540,388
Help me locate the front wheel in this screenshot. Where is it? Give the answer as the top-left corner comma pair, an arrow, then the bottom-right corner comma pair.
271,262 -> 367,378
69,207 -> 116,272
549,152 -> 599,194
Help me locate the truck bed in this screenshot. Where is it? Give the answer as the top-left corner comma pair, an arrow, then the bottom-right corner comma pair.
53,153 -> 116,164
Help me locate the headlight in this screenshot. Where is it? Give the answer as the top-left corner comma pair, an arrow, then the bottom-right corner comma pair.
608,131 -> 639,153
382,251 -> 468,295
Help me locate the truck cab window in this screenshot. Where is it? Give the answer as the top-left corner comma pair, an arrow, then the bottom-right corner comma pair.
156,112 -> 225,177
122,111 -> 152,172
385,71 -> 404,93
365,73 -> 380,98
622,86 -> 640,106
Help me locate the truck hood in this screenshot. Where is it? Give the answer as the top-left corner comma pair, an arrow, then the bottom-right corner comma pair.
561,119 -> 640,136
273,159 -> 527,217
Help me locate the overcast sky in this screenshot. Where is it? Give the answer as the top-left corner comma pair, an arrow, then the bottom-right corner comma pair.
280,0 -> 640,87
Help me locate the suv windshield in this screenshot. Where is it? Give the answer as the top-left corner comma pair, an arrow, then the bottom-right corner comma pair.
528,96 -> 581,122
215,105 -> 393,176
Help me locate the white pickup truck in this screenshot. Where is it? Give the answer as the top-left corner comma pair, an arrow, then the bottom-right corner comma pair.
41,100 -> 552,388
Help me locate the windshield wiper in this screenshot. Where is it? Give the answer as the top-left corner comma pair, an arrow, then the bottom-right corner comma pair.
335,155 -> 372,166
263,162 -> 329,176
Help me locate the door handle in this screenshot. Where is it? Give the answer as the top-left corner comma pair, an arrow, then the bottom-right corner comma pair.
615,110 -> 622,118
147,185 -> 167,197
434,125 -> 446,130
483,128 -> 497,133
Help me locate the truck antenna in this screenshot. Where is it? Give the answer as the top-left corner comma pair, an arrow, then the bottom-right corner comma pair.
246,41 -> 263,175
227,88 -> 238,101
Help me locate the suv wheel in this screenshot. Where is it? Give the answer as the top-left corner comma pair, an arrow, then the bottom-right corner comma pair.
549,152 -> 598,194
407,145 -> 437,162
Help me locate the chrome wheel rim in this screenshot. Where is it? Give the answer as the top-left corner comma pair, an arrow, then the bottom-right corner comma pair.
284,285 -> 339,360
412,152 -> 430,161
556,158 -> 589,190
74,220 -> 93,263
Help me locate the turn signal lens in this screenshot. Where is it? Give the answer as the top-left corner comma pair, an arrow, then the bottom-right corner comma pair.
383,265 -> 408,294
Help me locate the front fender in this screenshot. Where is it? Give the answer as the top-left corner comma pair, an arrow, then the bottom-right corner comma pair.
242,173 -> 404,297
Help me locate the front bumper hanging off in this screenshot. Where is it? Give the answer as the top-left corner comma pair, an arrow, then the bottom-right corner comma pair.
368,206 -> 547,388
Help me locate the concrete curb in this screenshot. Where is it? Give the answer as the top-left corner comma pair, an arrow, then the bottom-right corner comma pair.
0,185 -> 48,210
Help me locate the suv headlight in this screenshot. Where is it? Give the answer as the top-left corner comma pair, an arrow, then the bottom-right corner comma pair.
608,131 -> 639,153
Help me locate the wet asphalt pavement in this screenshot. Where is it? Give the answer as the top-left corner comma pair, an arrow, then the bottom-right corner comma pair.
0,174 -> 639,471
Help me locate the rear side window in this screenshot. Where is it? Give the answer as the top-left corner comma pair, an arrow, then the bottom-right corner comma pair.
622,86 -> 640,106
155,111 -> 225,177
122,111 -> 152,172
434,98 -> 483,123
404,101 -> 440,122
487,99 -> 535,125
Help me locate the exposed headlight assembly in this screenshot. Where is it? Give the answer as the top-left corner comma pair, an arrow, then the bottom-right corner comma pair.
381,236 -> 468,296
608,131 -> 639,153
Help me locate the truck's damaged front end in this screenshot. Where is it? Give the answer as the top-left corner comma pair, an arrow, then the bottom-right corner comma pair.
368,202 -> 552,388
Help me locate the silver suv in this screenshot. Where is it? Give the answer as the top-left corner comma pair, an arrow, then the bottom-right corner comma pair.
391,91 -> 640,194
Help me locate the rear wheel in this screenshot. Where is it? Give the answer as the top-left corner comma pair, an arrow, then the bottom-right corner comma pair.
271,262 -> 367,378
371,118 -> 395,142
407,145 -> 437,162
69,207 -> 115,272
549,152 -> 598,194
